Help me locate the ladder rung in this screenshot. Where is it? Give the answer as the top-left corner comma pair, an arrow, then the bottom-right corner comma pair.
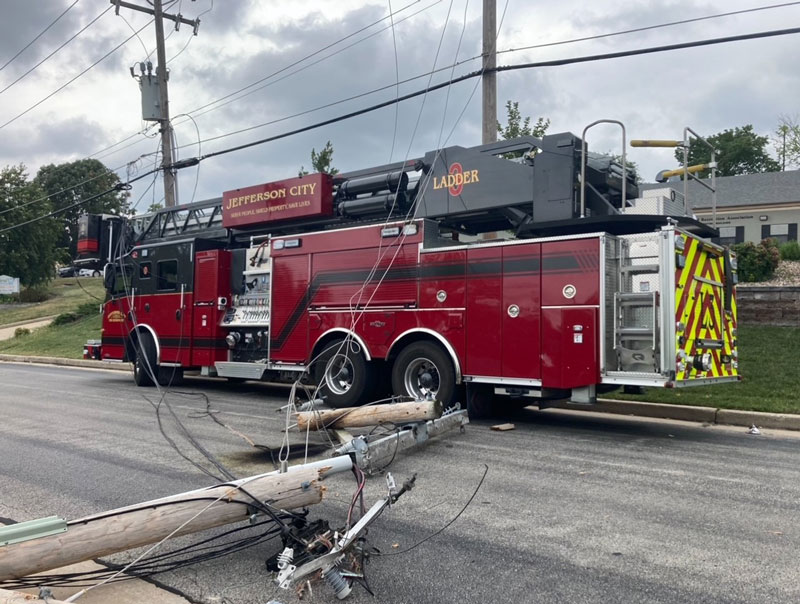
617,292 -> 654,300
620,264 -> 659,274
618,327 -> 653,336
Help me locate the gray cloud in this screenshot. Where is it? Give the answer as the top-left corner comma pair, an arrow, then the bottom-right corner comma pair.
3,0 -> 800,210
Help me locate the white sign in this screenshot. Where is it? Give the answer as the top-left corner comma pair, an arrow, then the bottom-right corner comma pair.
0,275 -> 20,295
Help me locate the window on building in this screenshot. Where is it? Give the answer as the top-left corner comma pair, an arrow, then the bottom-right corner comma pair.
767,223 -> 789,243
718,227 -> 737,246
157,260 -> 178,291
715,226 -> 744,246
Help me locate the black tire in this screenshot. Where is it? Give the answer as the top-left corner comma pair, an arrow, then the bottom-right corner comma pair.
133,333 -> 156,387
157,366 -> 183,387
466,383 -> 495,420
92,270 -> 101,277
391,341 -> 456,407
313,339 -> 376,409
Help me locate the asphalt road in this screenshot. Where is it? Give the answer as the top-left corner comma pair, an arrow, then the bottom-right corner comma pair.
1,362 -> 799,604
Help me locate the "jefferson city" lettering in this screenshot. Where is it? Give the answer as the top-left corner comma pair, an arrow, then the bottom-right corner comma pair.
225,182 -> 318,210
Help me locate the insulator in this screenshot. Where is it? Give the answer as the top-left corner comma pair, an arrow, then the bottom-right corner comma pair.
338,170 -> 408,198
322,565 -> 352,600
276,547 -> 293,570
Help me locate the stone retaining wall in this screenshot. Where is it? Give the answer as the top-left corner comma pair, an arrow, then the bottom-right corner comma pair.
736,286 -> 800,326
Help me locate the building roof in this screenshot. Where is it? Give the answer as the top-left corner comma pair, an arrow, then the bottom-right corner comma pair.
639,170 -> 800,209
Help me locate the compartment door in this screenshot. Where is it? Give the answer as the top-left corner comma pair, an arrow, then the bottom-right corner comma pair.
542,307 -> 598,388
501,243 -> 541,379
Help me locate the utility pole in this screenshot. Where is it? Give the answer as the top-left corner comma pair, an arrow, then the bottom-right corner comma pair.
481,0 -> 497,144
112,0 -> 200,207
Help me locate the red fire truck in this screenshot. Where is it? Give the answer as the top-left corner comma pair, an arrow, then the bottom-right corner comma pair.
82,131 -> 739,417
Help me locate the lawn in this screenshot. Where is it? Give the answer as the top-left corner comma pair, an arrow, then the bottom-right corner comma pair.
0,314 -> 102,359
0,278 -> 105,326
613,325 -> 800,414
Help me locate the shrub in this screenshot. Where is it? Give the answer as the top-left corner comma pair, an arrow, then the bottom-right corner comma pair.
18,287 -> 49,303
761,238 -> 781,271
14,327 -> 30,338
779,240 -> 800,261
75,302 -> 100,317
51,312 -> 79,326
732,241 -> 780,282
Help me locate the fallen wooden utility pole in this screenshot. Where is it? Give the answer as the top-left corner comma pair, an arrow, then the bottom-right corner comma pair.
0,588 -> 71,604
0,457 -> 352,581
295,400 -> 442,431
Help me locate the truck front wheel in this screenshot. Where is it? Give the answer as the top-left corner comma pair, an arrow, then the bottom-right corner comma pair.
314,339 -> 376,409
133,333 -> 157,387
391,341 -> 456,407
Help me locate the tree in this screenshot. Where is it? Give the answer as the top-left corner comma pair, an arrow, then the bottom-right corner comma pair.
773,115 -> 800,170
34,159 -> 128,259
299,140 -> 338,176
497,100 -> 550,140
0,165 -> 61,286
674,125 -> 780,177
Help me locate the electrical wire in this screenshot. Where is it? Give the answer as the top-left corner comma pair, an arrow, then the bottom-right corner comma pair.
10,24 -> 799,236
0,174 -> 152,235
166,0 -> 214,64
83,0 -> 798,164
297,1 -> 511,461
0,162 -> 131,217
386,0 -> 401,163
495,1 -> 800,58
375,463 -> 488,556
0,0 -> 80,73
183,0 -> 438,119
87,0 -> 440,162
293,0 -> 460,463
189,23 -> 800,163
90,124 -> 160,161
61,472 -> 278,602
171,113 -> 202,205
0,18 -> 155,130
0,5 -> 113,96
118,11 -> 150,58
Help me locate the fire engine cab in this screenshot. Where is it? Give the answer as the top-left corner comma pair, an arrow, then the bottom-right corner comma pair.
82,129 -> 739,417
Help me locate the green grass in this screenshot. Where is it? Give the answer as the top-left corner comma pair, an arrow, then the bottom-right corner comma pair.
0,314 -> 101,359
613,326 -> 800,414
0,278 -> 105,326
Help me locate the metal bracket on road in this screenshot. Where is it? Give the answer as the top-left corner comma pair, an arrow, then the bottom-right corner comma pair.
335,406 -> 468,474
275,473 -> 415,599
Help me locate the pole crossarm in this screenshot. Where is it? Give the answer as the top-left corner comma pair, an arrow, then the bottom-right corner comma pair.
112,0 -> 201,33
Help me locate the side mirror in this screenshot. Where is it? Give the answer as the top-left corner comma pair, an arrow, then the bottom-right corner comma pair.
103,263 -> 115,292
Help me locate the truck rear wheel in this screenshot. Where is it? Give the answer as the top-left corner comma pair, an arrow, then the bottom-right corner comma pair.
391,341 -> 456,406
314,339 -> 375,409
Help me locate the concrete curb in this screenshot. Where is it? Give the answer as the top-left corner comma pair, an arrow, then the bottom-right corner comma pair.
561,398 -> 800,431
0,354 -> 131,372
2,355 -> 800,431
587,398 -> 718,423
715,408 -> 800,431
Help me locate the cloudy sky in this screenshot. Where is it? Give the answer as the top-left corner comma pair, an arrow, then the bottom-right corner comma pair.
1,0 -> 799,212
